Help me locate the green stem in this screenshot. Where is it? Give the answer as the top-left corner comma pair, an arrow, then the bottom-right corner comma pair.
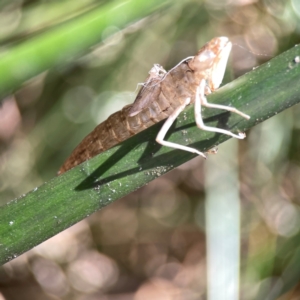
0,0 -> 171,98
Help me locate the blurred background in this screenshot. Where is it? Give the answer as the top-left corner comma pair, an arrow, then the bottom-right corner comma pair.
1,0 -> 300,299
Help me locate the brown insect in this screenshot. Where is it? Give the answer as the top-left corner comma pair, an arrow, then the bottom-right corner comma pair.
58,37 -> 250,175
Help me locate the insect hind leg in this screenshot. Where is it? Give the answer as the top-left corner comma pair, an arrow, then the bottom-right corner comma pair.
195,79 -> 247,139
156,97 -> 207,158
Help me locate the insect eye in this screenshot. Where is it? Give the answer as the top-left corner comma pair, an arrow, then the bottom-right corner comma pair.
205,50 -> 215,58
199,50 -> 216,62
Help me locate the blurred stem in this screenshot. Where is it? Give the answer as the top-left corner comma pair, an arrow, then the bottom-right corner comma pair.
0,0 -> 99,44
0,0 -> 171,99
205,139 -> 240,300
0,42 -> 300,265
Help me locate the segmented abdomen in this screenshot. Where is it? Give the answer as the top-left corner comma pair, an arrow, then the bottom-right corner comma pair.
58,93 -> 174,174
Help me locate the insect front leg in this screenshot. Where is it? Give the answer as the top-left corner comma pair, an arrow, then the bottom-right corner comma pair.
195,79 -> 246,139
156,97 -> 207,158
204,86 -> 250,120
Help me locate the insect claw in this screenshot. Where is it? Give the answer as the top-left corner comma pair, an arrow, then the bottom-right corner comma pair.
241,112 -> 251,120
238,132 -> 246,138
195,150 -> 207,158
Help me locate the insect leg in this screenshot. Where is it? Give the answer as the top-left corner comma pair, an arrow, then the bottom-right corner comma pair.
156,97 -> 207,158
204,87 -> 250,120
195,79 -> 246,139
